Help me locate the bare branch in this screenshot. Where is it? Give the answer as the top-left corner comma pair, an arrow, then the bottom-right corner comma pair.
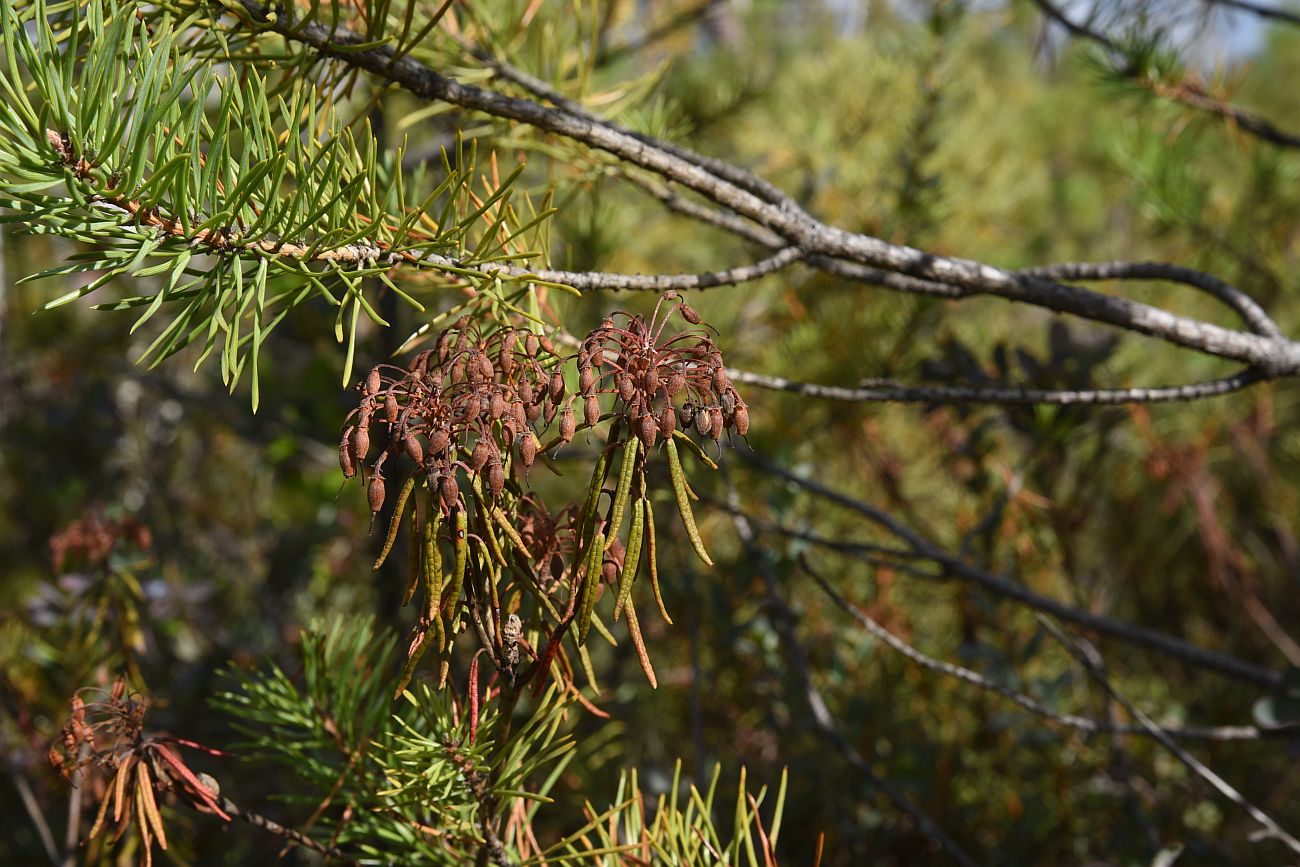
1205,0 -> 1300,27
231,3 -> 1300,376
736,448 -> 1285,688
801,555 -> 1291,743
1040,618 -> 1300,856
726,485 -> 985,867
728,367 -> 1264,406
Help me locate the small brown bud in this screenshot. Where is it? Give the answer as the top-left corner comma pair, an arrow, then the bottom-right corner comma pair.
733,402 -> 750,437
486,460 -> 505,498
519,432 -> 538,470
429,428 -> 451,456
539,335 -> 554,354
559,404 -> 576,443
365,368 -> 381,395
439,474 -> 460,511
471,438 -> 493,472
339,430 -> 357,478
680,303 -> 702,325
368,473 -> 386,513
404,433 -> 423,465
636,413 -> 658,450
658,405 -> 677,439
695,408 -> 713,437
352,425 -> 371,461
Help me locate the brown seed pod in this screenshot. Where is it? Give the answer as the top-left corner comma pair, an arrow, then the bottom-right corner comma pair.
617,375 -> 635,403
549,369 -> 565,402
589,345 -> 606,367
644,366 -> 660,395
439,474 -> 460,511
695,407 -> 713,437
352,425 -> 371,461
486,460 -> 505,498
584,394 -> 601,428
404,433 -> 424,465
539,335 -> 554,355
368,473 -> 386,513
709,408 -> 724,442
525,333 -> 539,357
365,368 -> 381,396
679,401 -> 697,426
636,413 -> 658,450
385,396 -> 400,425
658,405 -> 677,439
526,401 -> 542,424
680,303 -> 702,325
720,388 -> 736,416
471,438 -> 493,472
519,432 -> 538,470
519,379 -> 535,406
339,430 -> 357,478
429,428 -> 451,456
510,400 -> 528,431
666,372 -> 686,398
436,329 -> 455,362
733,402 -> 750,437
579,365 -> 595,395
559,403 -> 576,444
489,391 -> 507,420
713,366 -> 729,394
477,352 -> 494,381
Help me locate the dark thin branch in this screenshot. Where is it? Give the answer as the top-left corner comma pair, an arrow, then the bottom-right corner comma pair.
9,769 -> 59,867
1206,0 -> 1300,27
1041,618 -> 1300,855
802,555 -> 1292,743
1033,0 -> 1300,149
727,367 -> 1265,405
232,3 -> 1300,376
213,792 -> 360,864
726,485 -> 985,867
736,448 -> 1284,689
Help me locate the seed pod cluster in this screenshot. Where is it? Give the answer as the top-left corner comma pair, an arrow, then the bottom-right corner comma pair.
574,292 -> 749,448
339,320 -> 566,516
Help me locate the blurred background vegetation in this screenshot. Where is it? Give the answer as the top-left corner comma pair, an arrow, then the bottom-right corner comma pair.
3,0 -> 1299,864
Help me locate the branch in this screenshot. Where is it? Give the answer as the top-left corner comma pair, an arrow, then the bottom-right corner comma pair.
801,555 -> 1292,743
1033,0 -> 1300,150
228,2 -> 1300,376
725,485 -> 985,867
1040,618 -> 1300,856
736,448 -> 1285,688
1205,0 -> 1300,27
727,367 -> 1264,406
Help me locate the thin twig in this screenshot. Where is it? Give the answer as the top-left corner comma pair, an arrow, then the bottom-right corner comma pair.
736,448 -> 1284,688
1039,617 -> 1300,855
10,768 -> 60,866
726,484 -> 985,867
801,554 -> 1289,742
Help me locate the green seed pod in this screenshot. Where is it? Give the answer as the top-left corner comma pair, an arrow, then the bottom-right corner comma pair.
614,498 -> 644,621
666,438 -> 713,566
605,438 -> 640,548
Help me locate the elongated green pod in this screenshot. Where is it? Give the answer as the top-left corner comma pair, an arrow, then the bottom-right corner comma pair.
491,505 -> 529,555
672,429 -> 718,469
614,498 -> 645,622
577,530 -> 605,644
401,498 -> 421,608
665,438 -> 713,566
580,449 -> 610,538
442,508 -> 468,614
479,506 -> 508,567
374,476 -> 415,571
605,438 -> 640,551
421,515 -> 443,621
645,501 -> 672,624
